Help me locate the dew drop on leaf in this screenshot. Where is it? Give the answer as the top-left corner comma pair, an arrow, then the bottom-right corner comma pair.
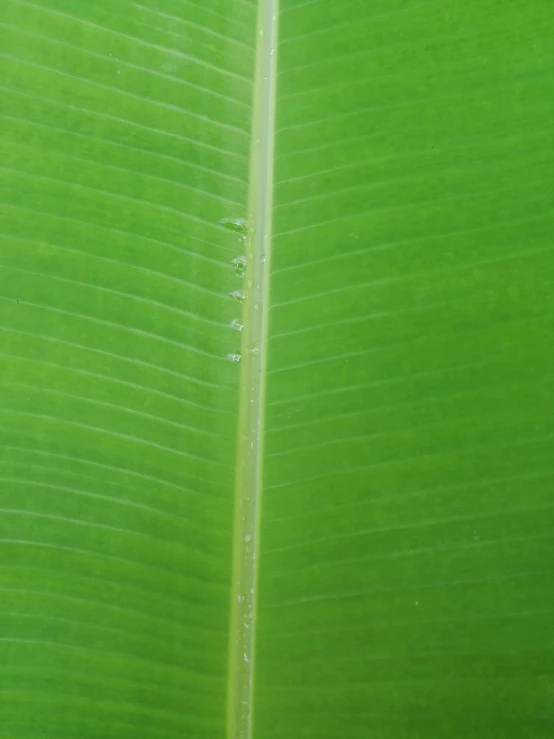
219,216 -> 248,235
232,255 -> 246,276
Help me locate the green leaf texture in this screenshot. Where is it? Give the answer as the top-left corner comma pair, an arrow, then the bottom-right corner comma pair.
1,1 -> 554,737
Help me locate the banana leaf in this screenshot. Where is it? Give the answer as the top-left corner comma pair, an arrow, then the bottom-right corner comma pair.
1,0 -> 553,736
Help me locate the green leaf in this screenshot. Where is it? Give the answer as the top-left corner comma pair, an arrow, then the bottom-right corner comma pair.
2,1 -> 554,737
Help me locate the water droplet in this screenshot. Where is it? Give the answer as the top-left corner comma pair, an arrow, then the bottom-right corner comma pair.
260,253 -> 266,263
227,353 -> 241,363
230,319 -> 243,332
230,290 -> 245,303
238,594 -> 244,603
219,216 -> 248,235
247,279 -> 253,288
415,601 -> 419,606
249,344 -> 260,357
243,653 -> 249,662
270,49 -> 274,56
245,535 -> 252,543
232,255 -> 246,277
250,588 -> 254,595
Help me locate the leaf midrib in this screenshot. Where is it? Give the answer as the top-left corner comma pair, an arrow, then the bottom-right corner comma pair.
226,2 -> 279,739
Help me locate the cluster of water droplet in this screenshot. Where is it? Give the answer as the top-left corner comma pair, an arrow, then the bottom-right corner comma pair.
220,217 -> 264,364
221,217 -> 248,363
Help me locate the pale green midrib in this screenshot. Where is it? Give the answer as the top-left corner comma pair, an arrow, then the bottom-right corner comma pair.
226,2 -> 278,739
